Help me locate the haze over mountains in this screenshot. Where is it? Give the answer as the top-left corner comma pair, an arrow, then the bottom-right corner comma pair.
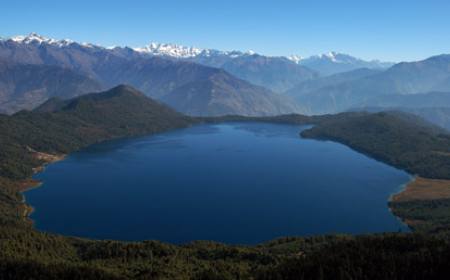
296,52 -> 393,76
1,33 -> 450,130
0,33 -> 301,116
288,55 -> 450,116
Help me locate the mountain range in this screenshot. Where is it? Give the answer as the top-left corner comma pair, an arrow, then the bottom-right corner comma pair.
0,33 -> 299,116
133,41 -> 392,91
1,82 -> 450,278
2,33 -> 450,131
296,52 -> 393,76
288,54 -> 450,115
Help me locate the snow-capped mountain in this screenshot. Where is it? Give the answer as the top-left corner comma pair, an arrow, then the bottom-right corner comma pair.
134,42 -> 204,58
287,55 -> 303,64
1,33 -> 393,74
294,51 -> 394,76
0,33 -> 305,116
0,33 -> 392,92
6,32 -> 97,48
132,41 -> 316,92
298,51 -> 391,66
133,42 -> 393,77
134,42 -> 256,60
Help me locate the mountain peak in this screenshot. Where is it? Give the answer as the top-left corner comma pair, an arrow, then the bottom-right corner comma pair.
134,42 -> 204,58
287,55 -> 303,64
5,33 -> 96,48
133,42 -> 254,59
11,32 -> 50,44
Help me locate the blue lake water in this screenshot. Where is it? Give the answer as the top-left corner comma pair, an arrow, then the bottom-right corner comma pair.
27,123 -> 410,244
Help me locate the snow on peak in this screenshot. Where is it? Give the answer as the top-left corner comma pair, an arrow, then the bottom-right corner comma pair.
299,51 -> 357,64
11,32 -> 53,44
288,52 -> 355,64
5,33 -> 90,48
134,42 -> 253,59
323,51 -> 338,61
134,42 -> 204,58
287,55 -> 303,64
2,34 -> 391,68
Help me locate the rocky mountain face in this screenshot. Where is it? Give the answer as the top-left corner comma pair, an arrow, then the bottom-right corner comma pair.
161,71 -> 302,116
134,44 -> 318,93
133,44 -> 392,92
0,60 -> 102,114
0,34 -> 302,116
2,33 -> 450,120
218,54 -> 318,93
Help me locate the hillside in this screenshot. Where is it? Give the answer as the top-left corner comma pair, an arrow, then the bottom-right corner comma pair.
161,72 -> 303,116
0,105 -> 450,278
301,111 -> 450,179
133,42 -> 319,93
219,54 -> 318,93
355,91 -> 450,109
285,68 -> 380,102
352,96 -> 450,132
295,55 -> 450,114
0,85 -> 193,179
0,35 -> 303,116
0,60 -> 102,114
298,52 -> 393,76
0,91 -> 450,278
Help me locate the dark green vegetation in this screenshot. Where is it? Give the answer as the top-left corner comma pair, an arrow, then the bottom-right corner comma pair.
389,199 -> 450,234
301,112 -> 450,241
301,112 -> 450,179
0,85 -> 192,179
1,86 -> 450,279
2,227 -> 450,279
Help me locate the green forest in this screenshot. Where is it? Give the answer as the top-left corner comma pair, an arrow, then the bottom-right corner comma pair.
1,86 -> 450,279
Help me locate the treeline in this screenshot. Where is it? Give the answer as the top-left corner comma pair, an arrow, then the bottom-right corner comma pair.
389,199 -> 450,234
301,111 -> 450,179
1,89 -> 450,279
1,226 -> 450,279
0,85 -> 193,179
255,234 -> 450,280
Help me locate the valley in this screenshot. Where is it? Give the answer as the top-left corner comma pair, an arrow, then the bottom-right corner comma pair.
1,27 -> 450,279
0,84 -> 449,278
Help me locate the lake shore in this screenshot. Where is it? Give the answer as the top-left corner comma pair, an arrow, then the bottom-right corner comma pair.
19,151 -> 66,218
389,177 -> 450,229
391,177 -> 450,203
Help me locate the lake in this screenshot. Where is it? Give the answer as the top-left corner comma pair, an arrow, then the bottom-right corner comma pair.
27,123 -> 411,244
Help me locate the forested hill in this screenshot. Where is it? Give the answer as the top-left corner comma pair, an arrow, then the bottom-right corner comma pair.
0,85 -> 194,179
1,90 -> 450,278
301,111 -> 450,179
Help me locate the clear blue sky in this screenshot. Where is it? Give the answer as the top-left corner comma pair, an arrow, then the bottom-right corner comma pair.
2,0 -> 450,62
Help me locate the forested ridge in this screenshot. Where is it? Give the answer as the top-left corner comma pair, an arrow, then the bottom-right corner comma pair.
0,85 -> 193,179
1,86 -> 450,279
301,111 -> 450,179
